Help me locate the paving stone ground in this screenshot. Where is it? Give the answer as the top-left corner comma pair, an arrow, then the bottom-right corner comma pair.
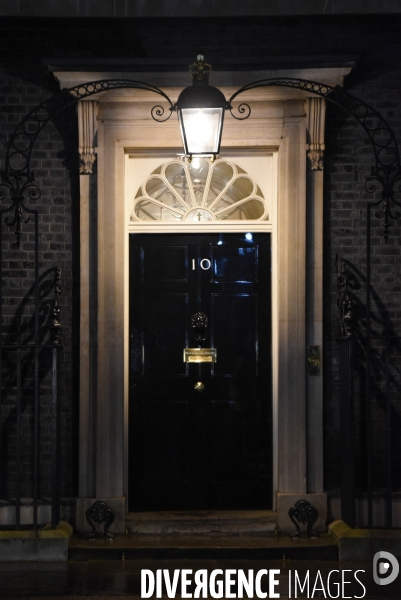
0,558 -> 400,599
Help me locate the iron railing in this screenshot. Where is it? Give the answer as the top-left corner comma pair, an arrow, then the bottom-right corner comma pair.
338,255 -> 401,528
0,196 -> 62,530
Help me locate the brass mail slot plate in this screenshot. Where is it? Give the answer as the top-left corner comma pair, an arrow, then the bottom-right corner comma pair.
183,348 -> 217,363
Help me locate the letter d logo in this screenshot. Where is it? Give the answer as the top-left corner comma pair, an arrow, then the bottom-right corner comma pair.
373,551 -> 399,586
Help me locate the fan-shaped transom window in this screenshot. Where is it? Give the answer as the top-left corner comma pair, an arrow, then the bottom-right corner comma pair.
130,158 -> 269,222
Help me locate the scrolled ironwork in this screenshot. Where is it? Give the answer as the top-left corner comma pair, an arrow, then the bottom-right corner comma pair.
4,79 -> 175,180
288,499 -> 319,538
85,500 -> 115,540
228,78 -> 400,169
336,255 -> 358,338
0,78 -> 177,246
50,267 -> 62,345
1,74 -> 401,245
228,77 -> 401,241
3,76 -> 401,180
229,102 -> 251,121
4,201 -> 30,248
151,104 -> 173,122
365,167 -> 401,242
0,174 -> 41,247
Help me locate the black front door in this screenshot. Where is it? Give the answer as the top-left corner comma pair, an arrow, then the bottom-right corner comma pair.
129,233 -> 272,511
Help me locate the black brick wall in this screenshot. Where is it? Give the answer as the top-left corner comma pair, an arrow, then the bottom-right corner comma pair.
0,65 -> 80,498
0,15 -> 400,498
324,63 -> 401,490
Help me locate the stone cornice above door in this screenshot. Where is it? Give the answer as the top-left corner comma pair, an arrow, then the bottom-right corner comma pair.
48,65 -> 353,96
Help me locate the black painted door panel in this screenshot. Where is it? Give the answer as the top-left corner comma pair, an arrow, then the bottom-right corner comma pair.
129,233 -> 272,510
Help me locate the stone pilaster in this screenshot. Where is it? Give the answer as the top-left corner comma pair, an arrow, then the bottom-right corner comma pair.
306,97 -> 326,170
305,96 -> 326,498
78,100 -> 98,174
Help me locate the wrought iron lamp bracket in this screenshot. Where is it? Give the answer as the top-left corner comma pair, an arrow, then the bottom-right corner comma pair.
0,79 -> 176,243
3,79 -> 176,182
1,75 -> 400,243
227,77 -> 401,240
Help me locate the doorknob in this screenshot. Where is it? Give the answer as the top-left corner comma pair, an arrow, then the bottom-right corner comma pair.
194,382 -> 205,393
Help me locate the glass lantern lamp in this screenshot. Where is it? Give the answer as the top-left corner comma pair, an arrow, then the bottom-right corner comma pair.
174,55 -> 228,160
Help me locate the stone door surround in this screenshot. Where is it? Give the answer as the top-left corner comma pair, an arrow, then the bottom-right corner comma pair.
50,65 -> 352,532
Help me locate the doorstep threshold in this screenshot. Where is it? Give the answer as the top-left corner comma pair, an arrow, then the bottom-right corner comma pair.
69,532 -> 338,561
126,510 -> 277,536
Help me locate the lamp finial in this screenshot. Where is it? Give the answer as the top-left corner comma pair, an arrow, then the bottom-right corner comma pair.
189,55 -> 212,81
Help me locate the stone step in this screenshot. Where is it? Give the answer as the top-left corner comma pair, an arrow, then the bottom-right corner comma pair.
69,532 -> 338,561
126,510 -> 277,536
